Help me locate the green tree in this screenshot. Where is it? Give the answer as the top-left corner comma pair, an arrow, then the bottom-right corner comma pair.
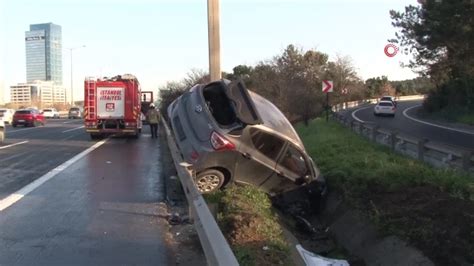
365,76 -> 389,98
326,55 -> 362,103
390,0 -> 474,81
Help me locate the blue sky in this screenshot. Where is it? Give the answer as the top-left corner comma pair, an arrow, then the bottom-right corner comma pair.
0,0 -> 418,103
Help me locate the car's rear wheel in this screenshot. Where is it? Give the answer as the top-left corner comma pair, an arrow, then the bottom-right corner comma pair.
12,123 -> 17,128
196,169 -> 225,194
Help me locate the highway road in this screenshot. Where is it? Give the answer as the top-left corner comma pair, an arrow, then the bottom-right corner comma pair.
342,100 -> 474,151
0,119 -> 175,265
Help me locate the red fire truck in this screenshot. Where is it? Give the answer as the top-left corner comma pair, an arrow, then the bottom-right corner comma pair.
84,74 -> 143,139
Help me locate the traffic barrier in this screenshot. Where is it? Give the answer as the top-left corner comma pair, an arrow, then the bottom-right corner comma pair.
162,120 -> 239,266
332,95 -> 425,112
332,112 -> 474,173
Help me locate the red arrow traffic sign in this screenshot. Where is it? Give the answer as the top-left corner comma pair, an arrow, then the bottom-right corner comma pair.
322,80 -> 333,93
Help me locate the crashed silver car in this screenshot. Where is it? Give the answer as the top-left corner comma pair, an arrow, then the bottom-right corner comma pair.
168,79 -> 325,196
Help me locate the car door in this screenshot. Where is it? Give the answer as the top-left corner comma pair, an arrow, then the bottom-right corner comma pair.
260,143 -> 311,194
234,127 -> 285,189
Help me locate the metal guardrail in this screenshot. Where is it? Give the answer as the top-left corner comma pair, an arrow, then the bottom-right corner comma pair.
162,120 -> 239,266
332,95 -> 425,112
333,113 -> 474,173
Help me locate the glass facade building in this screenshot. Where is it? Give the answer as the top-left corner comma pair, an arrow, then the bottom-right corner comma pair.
25,23 -> 62,85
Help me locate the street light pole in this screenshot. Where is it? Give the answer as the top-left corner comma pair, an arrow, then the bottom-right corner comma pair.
68,45 -> 86,106
207,0 -> 221,81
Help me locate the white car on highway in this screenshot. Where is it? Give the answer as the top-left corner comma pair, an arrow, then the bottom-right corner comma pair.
374,101 -> 396,116
42,108 -> 60,119
0,108 -> 15,124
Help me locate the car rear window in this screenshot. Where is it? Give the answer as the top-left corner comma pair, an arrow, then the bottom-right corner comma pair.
43,109 -> 52,112
379,102 -> 393,106
381,97 -> 392,101
15,110 -> 31,114
70,108 -> 80,111
250,128 -> 284,160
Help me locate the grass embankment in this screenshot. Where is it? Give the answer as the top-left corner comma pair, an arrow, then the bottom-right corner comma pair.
422,106 -> 474,125
296,118 -> 474,265
206,186 -> 291,266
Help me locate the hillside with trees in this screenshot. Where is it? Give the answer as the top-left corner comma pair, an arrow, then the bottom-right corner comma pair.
390,0 -> 473,117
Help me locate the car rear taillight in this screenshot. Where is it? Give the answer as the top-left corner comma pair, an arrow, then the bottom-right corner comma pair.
210,131 -> 235,151
191,150 -> 200,161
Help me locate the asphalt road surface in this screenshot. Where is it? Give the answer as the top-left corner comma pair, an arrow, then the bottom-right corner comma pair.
343,100 -> 474,150
0,119 -> 174,265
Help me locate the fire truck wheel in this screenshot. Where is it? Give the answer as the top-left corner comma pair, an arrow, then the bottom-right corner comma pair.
90,133 -> 102,140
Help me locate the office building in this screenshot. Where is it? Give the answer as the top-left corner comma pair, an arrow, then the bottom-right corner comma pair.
25,23 -> 62,84
10,81 -> 66,106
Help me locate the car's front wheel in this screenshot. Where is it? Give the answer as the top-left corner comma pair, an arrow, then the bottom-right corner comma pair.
196,169 -> 225,194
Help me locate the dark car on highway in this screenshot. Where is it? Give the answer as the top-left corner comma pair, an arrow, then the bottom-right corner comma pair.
168,79 -> 325,196
380,95 -> 397,106
68,107 -> 82,119
12,109 -> 46,127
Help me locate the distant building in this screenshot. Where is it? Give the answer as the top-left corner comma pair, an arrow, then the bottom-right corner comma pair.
10,81 -> 66,106
25,23 -> 62,85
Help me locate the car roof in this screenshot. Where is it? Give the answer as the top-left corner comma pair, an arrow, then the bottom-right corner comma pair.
248,90 -> 304,148
378,100 -> 394,104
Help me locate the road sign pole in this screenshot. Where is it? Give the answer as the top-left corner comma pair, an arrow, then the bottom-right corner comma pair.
326,92 -> 329,122
322,80 -> 333,122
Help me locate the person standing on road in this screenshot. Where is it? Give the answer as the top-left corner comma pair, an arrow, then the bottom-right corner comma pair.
146,104 -> 160,138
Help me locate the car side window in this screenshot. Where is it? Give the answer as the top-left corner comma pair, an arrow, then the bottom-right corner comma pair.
280,145 -> 308,177
250,128 -> 284,160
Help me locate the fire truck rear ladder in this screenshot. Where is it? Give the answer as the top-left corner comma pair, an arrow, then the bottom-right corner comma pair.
87,81 -> 96,120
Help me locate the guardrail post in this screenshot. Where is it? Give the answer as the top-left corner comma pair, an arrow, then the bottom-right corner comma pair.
418,139 -> 428,161
462,151 -> 472,171
372,126 -> 379,142
359,123 -> 364,135
350,120 -> 355,131
390,132 -> 397,151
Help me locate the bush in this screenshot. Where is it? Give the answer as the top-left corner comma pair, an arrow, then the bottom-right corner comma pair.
206,186 -> 290,266
423,77 -> 474,113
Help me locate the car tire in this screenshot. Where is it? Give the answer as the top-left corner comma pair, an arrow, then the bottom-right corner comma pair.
12,123 -> 17,128
373,112 -> 378,116
196,169 -> 225,194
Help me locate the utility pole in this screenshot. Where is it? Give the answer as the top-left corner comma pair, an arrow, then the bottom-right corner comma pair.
207,0 -> 221,81
68,45 -> 86,106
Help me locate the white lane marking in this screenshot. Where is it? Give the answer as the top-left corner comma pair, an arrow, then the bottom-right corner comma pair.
351,106 -> 373,123
0,141 -> 29,150
62,120 -> 80,124
62,126 -> 84,133
403,105 -> 474,135
6,127 -> 40,133
0,138 -> 108,212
